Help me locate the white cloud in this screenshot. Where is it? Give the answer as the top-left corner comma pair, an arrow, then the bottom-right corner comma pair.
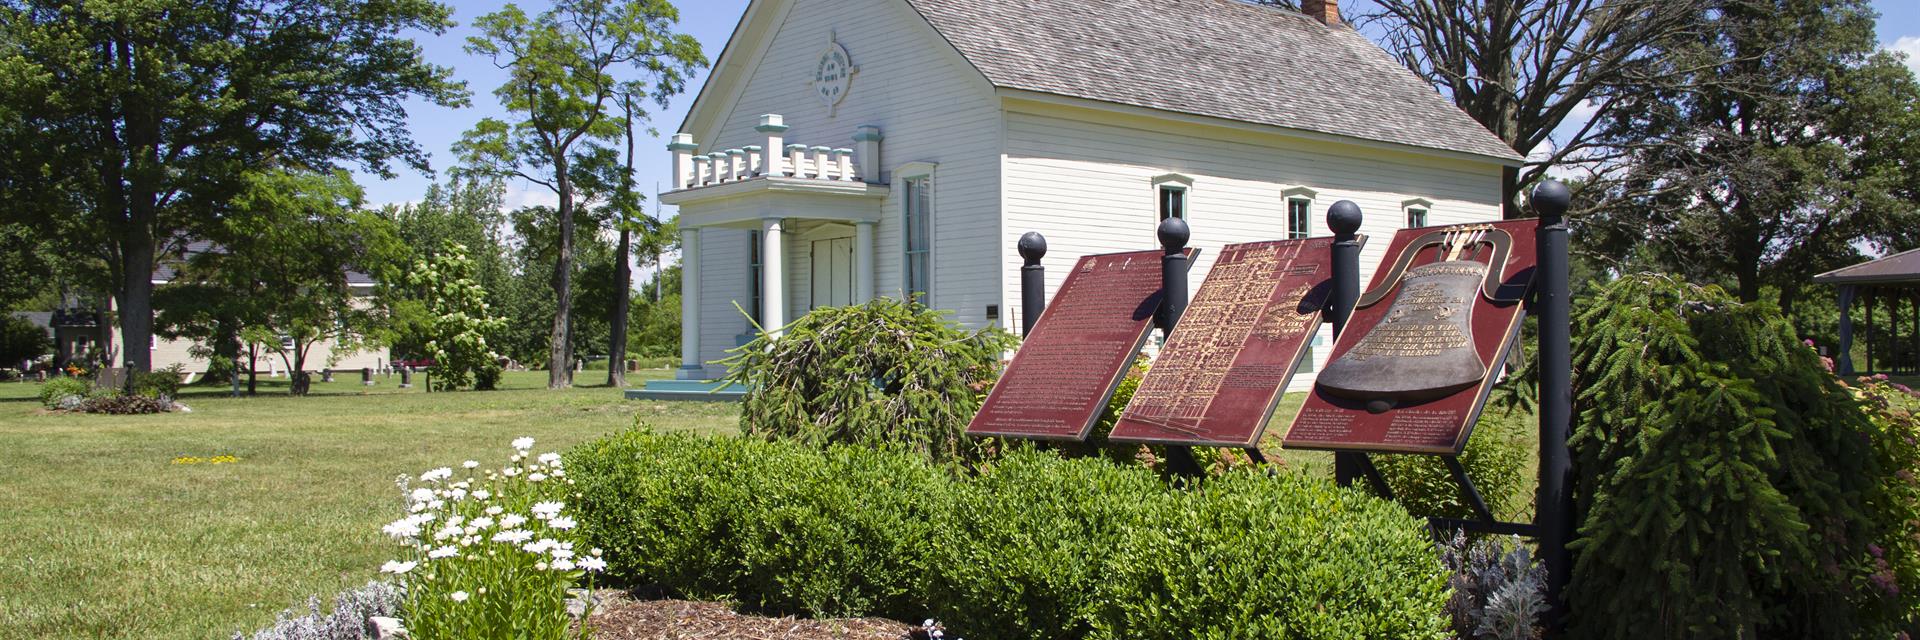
501,181 -> 560,211
1889,36 -> 1920,78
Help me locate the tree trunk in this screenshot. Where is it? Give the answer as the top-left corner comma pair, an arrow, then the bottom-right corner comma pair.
609,98 -> 635,388
548,170 -> 575,390
118,220 -> 155,377
289,350 -> 310,396
610,226 -> 631,387
247,343 -> 258,396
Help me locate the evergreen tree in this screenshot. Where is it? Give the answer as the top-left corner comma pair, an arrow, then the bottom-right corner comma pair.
1564,274 -> 1904,638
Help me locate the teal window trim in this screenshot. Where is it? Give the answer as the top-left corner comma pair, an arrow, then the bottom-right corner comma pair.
1287,197 -> 1311,239
747,232 -> 763,324
903,176 -> 932,302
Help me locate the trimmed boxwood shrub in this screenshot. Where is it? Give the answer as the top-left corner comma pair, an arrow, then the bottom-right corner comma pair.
567,428 -> 1450,639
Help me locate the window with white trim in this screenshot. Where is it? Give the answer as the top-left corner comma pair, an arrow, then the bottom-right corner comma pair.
1403,198 -> 1433,229
747,232 -> 763,324
903,176 -> 932,301
1152,174 -> 1193,223
1287,199 -> 1312,239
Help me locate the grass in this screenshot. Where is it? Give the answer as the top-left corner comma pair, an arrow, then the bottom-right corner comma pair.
0,369 -> 740,640
0,366 -> 1540,638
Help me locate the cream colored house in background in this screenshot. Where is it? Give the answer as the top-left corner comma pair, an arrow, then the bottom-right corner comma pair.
656,0 -> 1521,392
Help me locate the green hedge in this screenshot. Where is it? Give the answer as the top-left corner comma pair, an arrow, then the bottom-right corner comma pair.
567,429 -> 1450,640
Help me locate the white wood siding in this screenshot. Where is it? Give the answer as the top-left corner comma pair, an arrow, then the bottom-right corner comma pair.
685,0 -> 1004,357
999,104 -> 1506,390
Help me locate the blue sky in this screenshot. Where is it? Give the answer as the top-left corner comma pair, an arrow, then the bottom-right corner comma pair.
352,0 -> 1920,213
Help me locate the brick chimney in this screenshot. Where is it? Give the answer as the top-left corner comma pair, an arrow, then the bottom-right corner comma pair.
1301,0 -> 1340,26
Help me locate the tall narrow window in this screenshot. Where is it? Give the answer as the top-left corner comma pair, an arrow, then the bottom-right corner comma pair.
904,176 -> 932,301
1287,198 -> 1311,239
748,232 -> 763,324
1158,186 -> 1186,221
1407,208 -> 1428,228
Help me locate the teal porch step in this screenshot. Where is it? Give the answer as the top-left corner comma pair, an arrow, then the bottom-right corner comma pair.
624,379 -> 747,402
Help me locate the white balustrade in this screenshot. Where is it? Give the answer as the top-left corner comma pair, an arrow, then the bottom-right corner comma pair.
666,117 -> 882,187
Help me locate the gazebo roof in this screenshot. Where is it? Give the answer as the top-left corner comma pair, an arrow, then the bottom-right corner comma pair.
1813,248 -> 1920,286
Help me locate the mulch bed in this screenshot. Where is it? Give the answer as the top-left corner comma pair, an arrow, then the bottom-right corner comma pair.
589,593 -> 917,640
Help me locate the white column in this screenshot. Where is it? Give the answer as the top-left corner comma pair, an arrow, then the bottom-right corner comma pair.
758,114 -> 789,177
855,221 -> 876,303
833,149 -> 855,181
677,228 -> 704,380
811,146 -> 833,180
708,152 -> 730,182
691,156 -> 711,186
854,126 -> 883,183
759,219 -> 787,337
668,134 -> 697,190
727,149 -> 747,181
783,142 -> 806,176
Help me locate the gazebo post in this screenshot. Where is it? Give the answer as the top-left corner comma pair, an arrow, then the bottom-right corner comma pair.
1911,291 -> 1918,374
1838,285 -> 1857,376
1866,288 -> 1876,375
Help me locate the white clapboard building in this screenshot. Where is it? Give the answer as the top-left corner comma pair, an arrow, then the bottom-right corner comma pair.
657,0 -> 1521,392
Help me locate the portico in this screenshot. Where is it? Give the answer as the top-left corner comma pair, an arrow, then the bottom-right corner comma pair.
663,115 -> 888,380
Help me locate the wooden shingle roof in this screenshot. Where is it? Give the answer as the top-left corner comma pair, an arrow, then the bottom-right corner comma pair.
904,0 -> 1524,162
1814,248 -> 1920,286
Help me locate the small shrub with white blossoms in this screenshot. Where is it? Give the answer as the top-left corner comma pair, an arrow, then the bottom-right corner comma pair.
380,437 -> 606,639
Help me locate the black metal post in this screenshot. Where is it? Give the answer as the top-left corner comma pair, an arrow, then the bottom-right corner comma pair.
1019,232 -> 1048,336
1157,217 -> 1203,478
1532,180 -> 1576,631
1325,201 -> 1368,488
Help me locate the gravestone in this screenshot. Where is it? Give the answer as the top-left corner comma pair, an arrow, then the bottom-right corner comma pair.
399,366 -> 413,389
1110,237 -> 1356,447
1283,220 -> 1537,455
362,367 -> 375,386
321,368 -> 335,383
967,248 -> 1195,441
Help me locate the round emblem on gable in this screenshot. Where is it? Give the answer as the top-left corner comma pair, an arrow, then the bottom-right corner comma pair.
810,32 -> 858,116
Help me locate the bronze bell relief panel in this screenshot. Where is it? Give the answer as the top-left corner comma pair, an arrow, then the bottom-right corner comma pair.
1317,226 -> 1515,413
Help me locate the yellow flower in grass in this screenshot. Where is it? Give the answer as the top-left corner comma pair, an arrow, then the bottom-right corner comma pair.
172,456 -> 203,465
172,454 -> 241,465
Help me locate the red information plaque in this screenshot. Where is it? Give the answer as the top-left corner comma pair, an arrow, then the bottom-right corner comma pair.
968,249 -> 1195,441
1282,220 -> 1538,455
1110,237 -> 1357,447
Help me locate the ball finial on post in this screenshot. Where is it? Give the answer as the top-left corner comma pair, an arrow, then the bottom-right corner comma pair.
1327,200 -> 1363,239
1018,231 -> 1048,266
1531,179 -> 1572,221
1157,216 -> 1190,254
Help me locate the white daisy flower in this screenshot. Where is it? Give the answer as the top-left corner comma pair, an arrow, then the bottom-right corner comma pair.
530,501 -> 565,518
550,548 -> 574,560
380,560 -> 417,574
528,472 -> 548,482
428,546 -> 460,559
580,556 -> 607,572
471,516 -> 495,529
537,452 -> 562,464
552,558 -> 576,571
462,460 -> 481,469
548,516 -> 577,530
511,437 -> 535,451
419,467 -> 453,483
484,506 -> 503,516
449,591 -> 469,602
383,519 -> 422,539
472,490 -> 492,501
409,488 -> 435,503
500,514 -> 527,529
502,467 -> 521,478
491,529 -> 532,544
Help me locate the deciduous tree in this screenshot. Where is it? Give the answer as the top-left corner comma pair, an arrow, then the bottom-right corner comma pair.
454,0 -> 701,389
1580,0 -> 1920,310
0,0 -> 465,374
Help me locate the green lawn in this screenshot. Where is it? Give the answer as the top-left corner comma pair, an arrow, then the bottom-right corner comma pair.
0,370 -> 739,640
